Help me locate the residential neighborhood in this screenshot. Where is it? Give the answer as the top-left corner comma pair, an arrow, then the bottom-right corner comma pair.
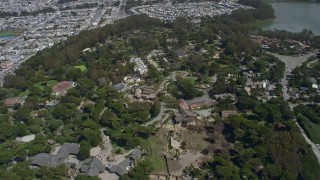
1,0 -> 320,179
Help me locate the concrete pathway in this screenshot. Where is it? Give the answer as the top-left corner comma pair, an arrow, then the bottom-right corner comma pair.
295,121 -> 320,164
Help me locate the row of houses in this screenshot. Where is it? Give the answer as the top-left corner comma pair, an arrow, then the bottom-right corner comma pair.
31,143 -> 143,178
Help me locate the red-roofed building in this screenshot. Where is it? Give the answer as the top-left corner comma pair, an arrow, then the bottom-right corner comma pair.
0,61 -> 13,69
52,81 -> 76,96
179,99 -> 190,110
4,97 -> 25,108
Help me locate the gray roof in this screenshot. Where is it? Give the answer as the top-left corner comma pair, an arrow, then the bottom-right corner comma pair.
109,158 -> 131,176
32,143 -> 79,167
109,164 -> 127,176
98,77 -> 107,86
80,158 -> 105,176
112,83 -> 126,91
108,148 -> 142,176
180,108 -> 196,117
130,148 -> 142,161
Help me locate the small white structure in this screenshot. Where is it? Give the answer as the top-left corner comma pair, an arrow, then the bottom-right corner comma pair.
16,134 -> 35,143
312,84 -> 319,89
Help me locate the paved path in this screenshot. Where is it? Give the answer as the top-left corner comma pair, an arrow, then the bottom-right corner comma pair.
143,103 -> 178,126
295,121 -> 320,164
271,52 -> 316,71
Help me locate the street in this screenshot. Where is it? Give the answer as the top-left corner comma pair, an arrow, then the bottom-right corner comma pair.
274,52 -> 320,164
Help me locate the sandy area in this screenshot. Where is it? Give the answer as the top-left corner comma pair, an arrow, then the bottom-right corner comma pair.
90,146 -> 102,157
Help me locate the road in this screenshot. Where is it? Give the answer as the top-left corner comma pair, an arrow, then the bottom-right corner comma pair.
274,51 -> 320,164
272,52 -> 316,100
143,102 -> 178,126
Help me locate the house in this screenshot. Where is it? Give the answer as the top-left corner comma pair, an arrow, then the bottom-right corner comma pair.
179,99 -> 190,110
47,139 -> 55,145
185,96 -> 216,110
32,143 -> 79,168
80,158 -> 105,176
221,110 -> 238,118
4,97 -> 25,108
107,147 -> 142,176
45,100 -> 59,107
135,86 -> 156,100
112,83 -> 126,91
0,60 -> 13,69
175,48 -> 187,58
130,58 -> 148,75
97,77 -> 107,86
52,81 -> 76,96
179,97 -> 216,110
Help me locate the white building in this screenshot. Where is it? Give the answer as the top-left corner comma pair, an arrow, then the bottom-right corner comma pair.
130,57 -> 148,75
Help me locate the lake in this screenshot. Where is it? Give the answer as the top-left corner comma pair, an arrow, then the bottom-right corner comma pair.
262,2 -> 320,35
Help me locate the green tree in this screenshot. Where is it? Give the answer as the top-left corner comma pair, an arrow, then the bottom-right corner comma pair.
79,141 -> 91,160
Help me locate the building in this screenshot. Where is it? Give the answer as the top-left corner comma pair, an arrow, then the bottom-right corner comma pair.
4,97 -> 25,108
130,58 -> 148,75
134,86 -> 156,100
175,48 -> 187,58
179,96 -> 216,110
221,110 -> 238,118
52,81 -> 76,96
97,77 -> 107,86
112,83 -> 126,91
179,99 -> 190,110
185,97 -> 216,110
32,143 -> 79,168
107,148 -> 142,176
0,60 -> 13,69
80,158 -> 105,176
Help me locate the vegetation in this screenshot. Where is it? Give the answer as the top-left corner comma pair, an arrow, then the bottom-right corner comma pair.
188,98 -> 320,179
295,104 -> 320,143
0,31 -> 15,37
0,0 -> 319,178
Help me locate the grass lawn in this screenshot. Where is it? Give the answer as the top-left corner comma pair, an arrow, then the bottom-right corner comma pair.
34,82 -> 47,90
140,130 -> 168,173
75,65 -> 87,72
185,77 -> 198,84
299,116 -> 320,144
47,80 -> 58,87
19,90 -> 30,97
0,31 -> 15,37
34,80 -> 58,90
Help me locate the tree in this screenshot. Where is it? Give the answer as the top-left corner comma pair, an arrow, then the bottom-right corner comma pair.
81,128 -> 102,147
122,161 -> 153,180
79,141 -> 90,160
76,175 -> 100,180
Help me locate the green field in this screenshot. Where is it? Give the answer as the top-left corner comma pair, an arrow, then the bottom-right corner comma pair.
19,80 -> 58,97
34,80 -> 58,90
185,77 -> 198,84
19,90 -> 30,97
140,130 -> 168,173
75,65 -> 87,72
0,31 -> 15,37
